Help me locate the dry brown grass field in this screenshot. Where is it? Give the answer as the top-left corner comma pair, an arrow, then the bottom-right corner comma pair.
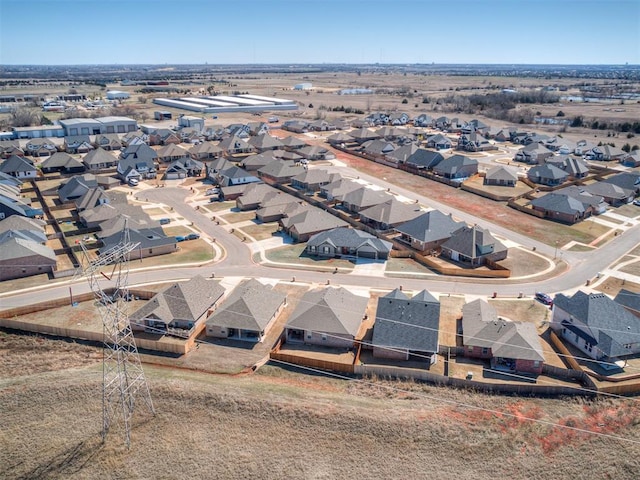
2,332 -> 639,480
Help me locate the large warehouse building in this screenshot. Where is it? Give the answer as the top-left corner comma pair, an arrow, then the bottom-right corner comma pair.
153,94 -> 298,114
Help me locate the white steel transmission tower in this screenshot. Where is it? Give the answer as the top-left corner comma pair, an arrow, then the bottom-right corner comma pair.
77,224 -> 155,447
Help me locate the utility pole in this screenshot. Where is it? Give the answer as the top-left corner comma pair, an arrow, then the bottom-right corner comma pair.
76,221 -> 155,447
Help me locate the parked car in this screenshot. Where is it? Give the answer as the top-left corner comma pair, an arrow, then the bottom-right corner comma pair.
159,218 -> 171,225
633,199 -> 640,206
205,188 -> 220,196
268,116 -> 279,123
186,233 -> 200,240
175,235 -> 186,242
128,178 -> 139,187
535,292 -> 553,306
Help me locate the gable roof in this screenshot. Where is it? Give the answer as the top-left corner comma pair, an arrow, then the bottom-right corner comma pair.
206,279 -> 286,332
157,143 -> 189,159
40,152 -> 84,171
281,207 -> 349,235
307,227 -> 393,255
0,155 -> 36,174
258,160 -> 305,179
614,289 -> 640,315
0,236 -> 56,262
83,147 -> 118,167
462,299 -> 544,361
286,287 -> 368,337
528,164 -> 569,181
339,187 -> 391,208
372,288 -> 440,353
358,199 -> 423,227
394,210 -> 465,243
485,165 -> 518,182
442,225 -> 507,259
554,291 -> 640,358
130,275 -> 225,327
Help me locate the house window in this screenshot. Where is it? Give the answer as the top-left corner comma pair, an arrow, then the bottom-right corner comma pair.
306,333 -> 312,339
322,334 -> 327,341
481,347 -> 489,355
533,361 -> 540,367
468,346 -> 473,352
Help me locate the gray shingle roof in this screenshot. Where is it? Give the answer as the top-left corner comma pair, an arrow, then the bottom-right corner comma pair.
0,155 -> 36,174
286,287 -> 368,337
281,207 -> 349,235
206,279 -> 286,331
462,299 -> 544,362
0,236 -> 56,262
372,288 -> 440,353
442,225 -> 507,259
394,210 -> 465,243
485,165 -> 518,182
358,199 -> 423,227
614,289 -> 640,314
339,187 -> 391,209
554,291 -> 640,358
307,227 -> 392,255
130,275 -> 225,327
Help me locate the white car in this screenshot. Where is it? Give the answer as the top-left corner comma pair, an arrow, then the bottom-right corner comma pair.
128,178 -> 139,187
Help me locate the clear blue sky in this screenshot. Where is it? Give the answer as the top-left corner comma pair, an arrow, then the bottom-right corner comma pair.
1,0 -> 638,65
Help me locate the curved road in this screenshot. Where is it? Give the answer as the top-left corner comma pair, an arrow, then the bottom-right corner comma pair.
2,181 -> 638,310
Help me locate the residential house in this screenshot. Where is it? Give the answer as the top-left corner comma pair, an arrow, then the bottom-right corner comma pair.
0,193 -> 42,219
327,132 -> 355,146
130,275 -> 225,334
280,135 -> 308,150
205,157 -> 232,181
388,112 -> 410,125
93,133 -> 122,151
240,152 -> 278,172
395,210 -> 466,254
364,112 -> 389,126
339,187 -> 391,213
359,139 -> 396,161
75,187 -> 127,213
425,134 -> 452,150
614,290 -> 640,318
248,134 -> 283,153
291,169 -> 337,193
82,148 -> 118,171
282,119 -> 309,134
457,132 -> 495,152
484,165 -> 518,187
546,155 -> 589,179
0,155 -> 37,178
258,160 -> 305,185
441,225 -> 508,266
218,135 -> 254,157
306,227 -> 393,260
156,143 -> 189,163
586,144 -> 626,161
205,279 -> 287,342
148,128 -> 181,146
297,145 -> 335,161
64,135 -> 93,154
246,121 -> 269,136
58,174 -> 99,203
583,182 -> 634,206
432,154 -> 478,180
235,183 -> 283,211
551,291 -> 640,364
280,207 -> 349,242
0,216 -> 46,243
372,289 -> 440,364
117,153 -> 157,182
530,188 -> 605,224
189,141 -> 222,160
527,164 -> 569,187
601,172 -> 640,195
164,157 -> 204,180
0,140 -> 24,159
121,130 -> 148,147
257,200 -> 308,223
40,152 -> 85,174
285,287 -> 369,348
100,225 -> 177,260
25,138 -> 57,157
0,236 -> 57,281
514,143 -> 554,164
413,114 -> 434,128
358,198 -> 423,231
386,143 -> 419,165
319,177 -> 360,201
349,127 -> 380,144
217,165 -> 260,186
225,123 -> 251,138
80,202 -> 145,228
620,152 -> 640,168
402,149 -> 444,170
462,299 -> 544,374
119,143 -> 158,168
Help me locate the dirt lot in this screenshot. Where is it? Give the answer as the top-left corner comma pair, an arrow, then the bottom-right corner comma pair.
2,332 -> 639,480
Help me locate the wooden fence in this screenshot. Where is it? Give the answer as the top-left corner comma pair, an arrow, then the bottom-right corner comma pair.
270,351 -> 355,374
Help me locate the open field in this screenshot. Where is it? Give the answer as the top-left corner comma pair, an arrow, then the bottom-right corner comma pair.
1,332 -> 639,480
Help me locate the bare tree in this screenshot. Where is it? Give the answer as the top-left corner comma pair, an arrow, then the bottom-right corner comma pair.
11,107 -> 41,127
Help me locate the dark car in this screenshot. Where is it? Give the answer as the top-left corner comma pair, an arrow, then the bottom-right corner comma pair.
159,218 -> 171,225
175,235 -> 186,242
535,292 -> 553,306
186,233 -> 200,240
